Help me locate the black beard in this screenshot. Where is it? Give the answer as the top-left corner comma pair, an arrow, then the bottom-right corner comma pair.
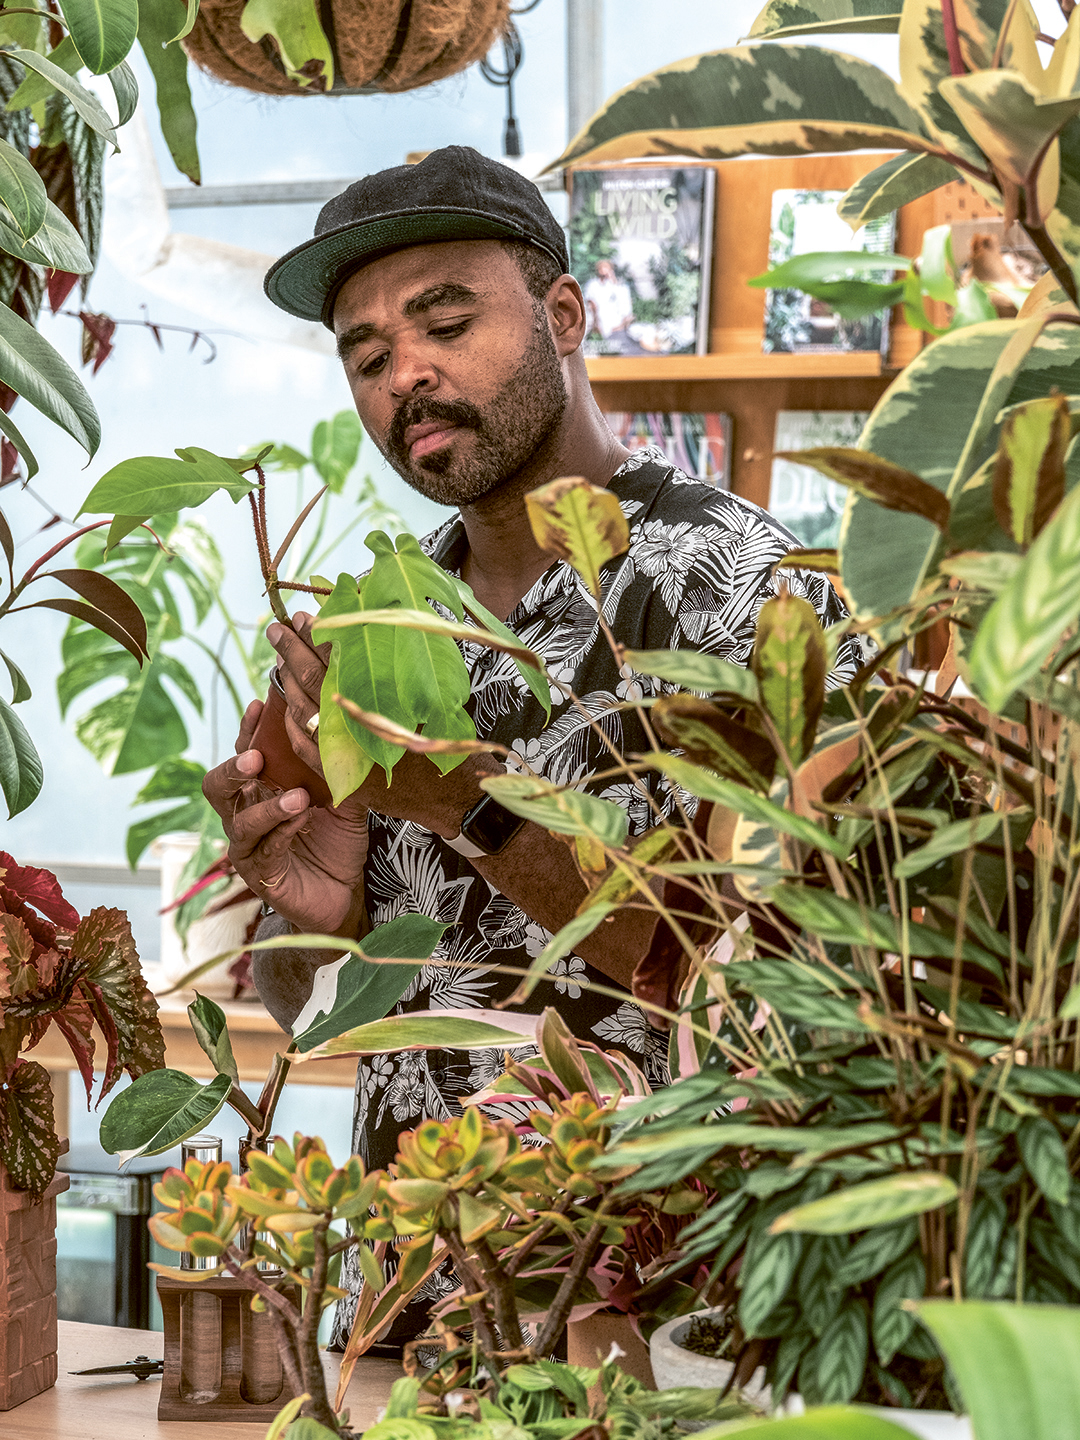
378,322 -> 568,506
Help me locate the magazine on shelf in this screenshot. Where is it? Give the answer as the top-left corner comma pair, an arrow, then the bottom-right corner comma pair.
604,411 -> 732,488
769,410 -> 869,548
569,165 -> 716,358
763,190 -> 897,355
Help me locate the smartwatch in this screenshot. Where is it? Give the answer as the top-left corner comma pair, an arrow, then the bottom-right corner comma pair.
444,793 -> 526,858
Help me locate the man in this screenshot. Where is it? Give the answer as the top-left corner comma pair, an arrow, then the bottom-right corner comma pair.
203,146 -> 858,1339
582,257 -> 634,346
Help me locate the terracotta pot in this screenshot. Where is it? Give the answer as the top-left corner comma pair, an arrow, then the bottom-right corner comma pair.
185,0 -> 511,97
0,1165 -> 70,1411
566,1312 -> 654,1389
649,1308 -> 973,1438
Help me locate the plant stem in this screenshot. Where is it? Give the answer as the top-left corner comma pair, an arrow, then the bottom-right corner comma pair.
1020,222 -> 1080,306
534,1215 -> 613,1357
298,1219 -> 339,1429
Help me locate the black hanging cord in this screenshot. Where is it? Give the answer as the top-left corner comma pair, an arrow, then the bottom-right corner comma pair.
480,1 -> 543,157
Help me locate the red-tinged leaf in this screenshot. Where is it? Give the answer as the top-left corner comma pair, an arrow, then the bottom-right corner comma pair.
0,1058 -> 59,1197
0,852 -> 80,929
47,269 -> 79,313
41,569 -> 148,657
79,311 -> 116,374
53,998 -> 96,1105
992,394 -> 1068,548
159,855 -> 233,916
71,907 -> 163,1094
775,448 -> 951,530
0,913 -> 39,998
80,981 -> 121,1092
25,598 -> 147,664
653,693 -> 777,793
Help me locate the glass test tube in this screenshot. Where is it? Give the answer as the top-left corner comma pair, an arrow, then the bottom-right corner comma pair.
178,1135 -> 223,1404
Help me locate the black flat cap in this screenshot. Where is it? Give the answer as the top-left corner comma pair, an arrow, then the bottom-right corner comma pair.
264,145 -> 569,328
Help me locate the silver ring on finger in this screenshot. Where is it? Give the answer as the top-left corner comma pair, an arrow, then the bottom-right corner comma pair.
304,712 -> 320,739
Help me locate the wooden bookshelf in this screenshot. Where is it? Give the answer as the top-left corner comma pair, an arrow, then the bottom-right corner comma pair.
577,153 -> 1001,508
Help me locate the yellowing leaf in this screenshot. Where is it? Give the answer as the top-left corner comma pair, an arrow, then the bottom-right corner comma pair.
752,592 -> 829,766
992,394 -> 1068,548
524,476 -> 629,601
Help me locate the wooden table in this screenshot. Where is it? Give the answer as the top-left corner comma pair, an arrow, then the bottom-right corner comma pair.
5,1321 -> 401,1439
34,993 -> 360,1137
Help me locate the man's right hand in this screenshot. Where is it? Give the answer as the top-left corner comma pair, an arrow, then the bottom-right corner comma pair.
203,699 -> 369,939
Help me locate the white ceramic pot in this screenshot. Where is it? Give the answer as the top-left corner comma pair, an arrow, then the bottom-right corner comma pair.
648,1309 -> 972,1438
153,832 -> 261,1000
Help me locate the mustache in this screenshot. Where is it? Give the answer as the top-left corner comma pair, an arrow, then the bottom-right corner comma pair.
387,396 -> 484,462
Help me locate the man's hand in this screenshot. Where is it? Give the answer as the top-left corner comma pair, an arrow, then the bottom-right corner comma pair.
202,695 -> 369,940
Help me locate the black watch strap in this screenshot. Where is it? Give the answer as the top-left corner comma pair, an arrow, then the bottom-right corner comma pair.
444,793 -> 526,858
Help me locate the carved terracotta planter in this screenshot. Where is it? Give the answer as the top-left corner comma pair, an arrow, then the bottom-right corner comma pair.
0,1166 -> 69,1411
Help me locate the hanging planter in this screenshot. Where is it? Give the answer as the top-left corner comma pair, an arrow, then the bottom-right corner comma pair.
184,0 -> 512,97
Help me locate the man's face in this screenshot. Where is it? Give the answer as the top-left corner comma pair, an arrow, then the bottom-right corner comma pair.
596,260 -> 615,281
333,241 -> 567,507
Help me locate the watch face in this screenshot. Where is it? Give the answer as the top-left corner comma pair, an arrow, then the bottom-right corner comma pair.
462,796 -> 527,855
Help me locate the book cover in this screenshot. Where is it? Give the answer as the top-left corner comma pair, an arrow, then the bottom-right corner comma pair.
604,411 -> 732,488
570,165 -> 716,358
769,410 -> 869,548
763,190 -> 896,355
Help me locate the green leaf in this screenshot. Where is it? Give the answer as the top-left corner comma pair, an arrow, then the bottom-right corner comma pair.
239,0 -> 333,87
1018,1116 -> 1071,1206
453,577 -> 551,719
0,298 -> 99,456
8,48 -> 118,146
750,249 -> 910,288
80,449 -> 257,516
941,69 -> 1080,194
187,993 -> 238,1084
0,649 -> 30,704
641,751 -> 849,859
524,475 -> 629,601
550,44 -> 930,170
137,0 -> 200,184
893,810 -> 1002,879
838,151 -> 960,227
291,914 -> 447,1053
480,773 -> 628,846
916,1300 -> 1080,1440
5,36 -> 80,111
691,1411 -> 914,1438
504,902 -> 617,1003
125,799 -> 205,870
58,0 -> 139,73
98,1068 -> 232,1161
739,1230 -> 803,1335
166,0 -> 199,44
772,1173 -> 958,1235
748,0 -> 901,38
107,58 -> 138,126
873,1250 -> 925,1364
832,1217 -> 918,1288
0,135 -> 46,239
968,482 -> 1080,711
622,647 -> 760,703
310,409 -> 362,492
0,404 -> 38,480
0,196 -> 93,273
752,590 -> 828,765
71,629 -> 191,777
781,447 -> 951,530
0,693 -> 42,816
298,1011 -> 540,1061
814,1303 -> 868,1403
993,394 -> 1069,548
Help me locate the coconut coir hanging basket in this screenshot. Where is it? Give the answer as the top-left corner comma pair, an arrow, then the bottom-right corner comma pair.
185,0 -> 512,97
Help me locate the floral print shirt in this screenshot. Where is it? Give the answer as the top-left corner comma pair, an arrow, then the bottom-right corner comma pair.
331,446 -> 859,1344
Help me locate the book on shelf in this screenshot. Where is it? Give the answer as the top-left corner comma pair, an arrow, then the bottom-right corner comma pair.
604,411 -> 732,488
763,189 -> 897,356
769,410 -> 869,548
569,164 -> 716,359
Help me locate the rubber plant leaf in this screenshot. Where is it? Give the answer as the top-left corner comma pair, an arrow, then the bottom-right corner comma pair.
838,152 -> 960,227
747,0 -> 902,39
778,448 -> 951,530
547,45 -> 932,172
992,393 -> 1068,548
